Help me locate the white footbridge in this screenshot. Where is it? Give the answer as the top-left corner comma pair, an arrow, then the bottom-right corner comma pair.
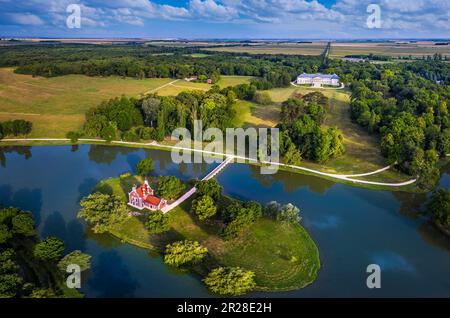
161,156 -> 233,213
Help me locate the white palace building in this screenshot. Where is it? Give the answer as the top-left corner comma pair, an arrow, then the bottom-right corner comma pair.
296,73 -> 340,88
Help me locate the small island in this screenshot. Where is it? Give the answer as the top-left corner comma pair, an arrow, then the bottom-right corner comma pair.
77,158 -> 320,295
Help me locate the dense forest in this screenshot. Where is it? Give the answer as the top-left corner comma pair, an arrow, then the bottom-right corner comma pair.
324,59 -> 450,188
0,43 -> 322,89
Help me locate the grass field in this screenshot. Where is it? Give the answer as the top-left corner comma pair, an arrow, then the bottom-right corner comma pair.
233,100 -> 280,128
0,68 -> 173,137
95,175 -> 320,292
0,68 -> 253,137
150,76 -> 253,96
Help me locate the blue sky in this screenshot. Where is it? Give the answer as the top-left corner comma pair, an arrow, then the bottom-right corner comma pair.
0,0 -> 449,39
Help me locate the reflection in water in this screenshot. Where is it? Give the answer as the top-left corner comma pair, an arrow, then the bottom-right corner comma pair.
309,215 -> 341,230
88,250 -> 138,298
86,227 -> 122,250
393,191 -> 427,219
78,178 -> 100,202
0,184 -> 43,227
369,251 -> 417,274
41,210 -> 87,251
0,146 -> 32,167
418,221 -> 450,252
249,164 -> 335,194
88,145 -> 138,165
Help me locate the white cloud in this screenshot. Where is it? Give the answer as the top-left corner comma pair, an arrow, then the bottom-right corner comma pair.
2,0 -> 450,36
8,13 -> 45,26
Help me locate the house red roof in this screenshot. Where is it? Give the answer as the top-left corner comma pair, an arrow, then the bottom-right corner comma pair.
144,195 -> 161,206
132,181 -> 162,207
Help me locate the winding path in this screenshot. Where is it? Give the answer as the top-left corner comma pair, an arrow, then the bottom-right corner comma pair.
0,138 -> 417,187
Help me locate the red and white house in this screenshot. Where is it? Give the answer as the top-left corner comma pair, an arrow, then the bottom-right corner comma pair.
128,180 -> 167,211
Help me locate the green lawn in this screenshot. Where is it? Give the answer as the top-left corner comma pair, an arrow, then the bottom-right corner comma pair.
218,76 -> 254,88
93,175 -> 320,292
221,219 -> 320,291
232,100 -> 280,128
0,68 -> 173,137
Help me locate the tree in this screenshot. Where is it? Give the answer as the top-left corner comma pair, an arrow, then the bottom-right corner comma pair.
164,240 -> 208,267
203,267 -> 256,296
191,195 -> 217,221
33,237 -> 65,262
0,224 -> 12,244
157,176 -> 186,200
141,97 -> 161,127
136,158 -> 154,176
11,213 -> 35,237
264,201 -> 302,224
223,201 -> 262,239
196,179 -> 223,200
427,189 -> 450,228
0,250 -> 21,298
277,203 -> 302,223
253,91 -> 272,105
66,131 -> 81,143
57,250 -> 91,272
145,211 -> 170,234
78,193 -> 128,233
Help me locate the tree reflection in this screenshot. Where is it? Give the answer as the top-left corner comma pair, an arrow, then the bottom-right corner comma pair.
249,165 -> 335,194
0,146 -> 32,167
88,145 -> 137,165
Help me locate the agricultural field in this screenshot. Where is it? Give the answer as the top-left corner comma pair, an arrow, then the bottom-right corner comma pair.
203,43 -> 327,55
330,42 -> 450,58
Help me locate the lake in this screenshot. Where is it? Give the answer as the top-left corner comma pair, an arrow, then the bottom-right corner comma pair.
0,145 -> 449,298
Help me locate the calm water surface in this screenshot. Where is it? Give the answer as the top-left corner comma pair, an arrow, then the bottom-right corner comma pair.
0,145 -> 449,298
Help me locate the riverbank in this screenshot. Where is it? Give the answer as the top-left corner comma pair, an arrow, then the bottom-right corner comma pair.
91,174 -> 321,292
0,138 -> 420,192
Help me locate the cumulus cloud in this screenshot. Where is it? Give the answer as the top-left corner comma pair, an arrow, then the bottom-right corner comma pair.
8,13 -> 45,26
0,0 -> 450,36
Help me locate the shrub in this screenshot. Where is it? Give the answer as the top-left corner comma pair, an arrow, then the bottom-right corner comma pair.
203,267 -> 256,296
146,211 -> 170,234
191,195 -> 217,221
164,240 -> 208,267
157,176 -> 186,200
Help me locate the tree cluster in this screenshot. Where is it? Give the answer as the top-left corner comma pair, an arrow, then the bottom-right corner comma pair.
278,93 -> 345,164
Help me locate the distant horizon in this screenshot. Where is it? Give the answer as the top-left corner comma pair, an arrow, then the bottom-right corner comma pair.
3,37 -> 450,42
